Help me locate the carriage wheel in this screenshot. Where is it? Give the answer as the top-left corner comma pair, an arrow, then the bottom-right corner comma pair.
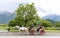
39,30 -> 45,35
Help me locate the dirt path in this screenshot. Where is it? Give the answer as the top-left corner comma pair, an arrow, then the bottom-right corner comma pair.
0,32 -> 60,36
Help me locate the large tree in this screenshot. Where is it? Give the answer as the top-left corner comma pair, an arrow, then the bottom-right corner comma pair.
9,3 -> 40,27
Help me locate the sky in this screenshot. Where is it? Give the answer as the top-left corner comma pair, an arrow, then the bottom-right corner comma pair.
0,0 -> 60,17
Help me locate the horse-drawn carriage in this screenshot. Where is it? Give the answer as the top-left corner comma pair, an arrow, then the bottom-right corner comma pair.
15,25 -> 46,35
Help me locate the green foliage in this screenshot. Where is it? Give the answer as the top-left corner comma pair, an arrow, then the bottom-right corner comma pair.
9,3 -> 41,27
9,20 -> 16,27
55,21 -> 60,27
8,3 -> 53,27
40,19 -> 52,27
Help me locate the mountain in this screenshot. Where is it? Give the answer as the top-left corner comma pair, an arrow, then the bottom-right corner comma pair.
0,11 -> 16,24
42,14 -> 60,22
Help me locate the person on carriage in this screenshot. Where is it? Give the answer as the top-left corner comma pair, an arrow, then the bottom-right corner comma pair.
39,24 -> 45,35
37,25 -> 41,32
29,24 -> 35,35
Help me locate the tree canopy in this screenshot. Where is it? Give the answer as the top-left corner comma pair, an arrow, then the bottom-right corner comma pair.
9,3 -> 53,27
9,3 -> 41,27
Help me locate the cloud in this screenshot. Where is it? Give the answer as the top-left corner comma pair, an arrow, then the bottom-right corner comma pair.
0,0 -> 60,17
0,0 -> 19,12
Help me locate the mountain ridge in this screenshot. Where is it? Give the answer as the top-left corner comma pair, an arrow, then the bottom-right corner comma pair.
42,14 -> 60,22
0,11 -> 16,24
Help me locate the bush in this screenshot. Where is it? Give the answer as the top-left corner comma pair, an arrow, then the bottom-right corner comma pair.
56,27 -> 60,30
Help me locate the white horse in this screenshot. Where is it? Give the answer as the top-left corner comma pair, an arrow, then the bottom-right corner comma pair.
15,25 -> 28,34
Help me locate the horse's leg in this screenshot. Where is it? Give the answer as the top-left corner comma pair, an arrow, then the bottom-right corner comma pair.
25,30 -> 28,34
19,28 -> 20,34
30,30 -> 34,35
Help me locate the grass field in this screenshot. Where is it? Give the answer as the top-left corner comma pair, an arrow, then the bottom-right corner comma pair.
9,30 -> 60,32
45,30 -> 60,32
0,26 -> 60,32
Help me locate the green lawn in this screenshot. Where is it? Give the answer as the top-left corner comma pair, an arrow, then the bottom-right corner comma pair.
0,26 -> 60,32
45,30 -> 60,32
9,30 -> 19,32
10,30 -> 60,32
